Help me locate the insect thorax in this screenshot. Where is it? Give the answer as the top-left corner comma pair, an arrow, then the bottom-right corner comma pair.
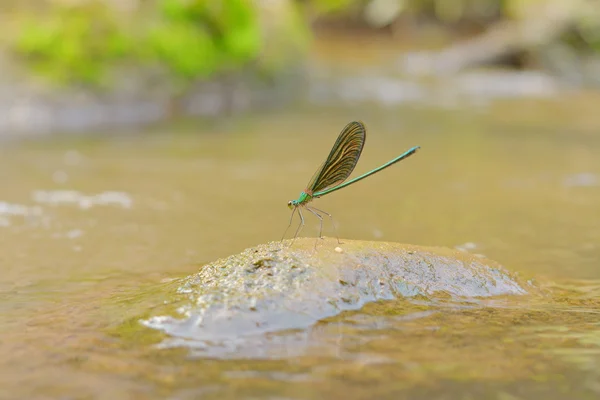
298,191 -> 314,204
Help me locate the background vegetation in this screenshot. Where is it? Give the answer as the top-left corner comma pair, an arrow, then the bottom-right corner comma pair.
4,0 -> 599,86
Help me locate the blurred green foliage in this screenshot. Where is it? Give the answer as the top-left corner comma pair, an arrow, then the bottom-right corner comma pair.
149,0 -> 261,79
307,0 -> 360,14
13,0 -> 263,86
15,3 -> 132,85
11,0 -> 600,86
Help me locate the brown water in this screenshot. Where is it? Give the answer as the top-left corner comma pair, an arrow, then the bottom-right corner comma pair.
2,95 -> 600,399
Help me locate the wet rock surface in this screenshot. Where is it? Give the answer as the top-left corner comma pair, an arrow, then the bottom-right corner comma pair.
141,238 -> 530,357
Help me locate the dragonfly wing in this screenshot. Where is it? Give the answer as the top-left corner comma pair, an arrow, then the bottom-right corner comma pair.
307,121 -> 366,194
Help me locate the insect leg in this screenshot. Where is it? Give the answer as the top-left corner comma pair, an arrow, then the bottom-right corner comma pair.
290,207 -> 305,246
305,207 -> 325,250
306,206 -> 342,244
281,206 -> 297,242
305,207 -> 325,239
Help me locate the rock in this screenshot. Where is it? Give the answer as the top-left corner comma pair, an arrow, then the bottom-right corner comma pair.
141,238 -> 530,356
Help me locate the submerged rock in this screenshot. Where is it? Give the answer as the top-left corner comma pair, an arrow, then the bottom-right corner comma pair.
141,238 -> 529,355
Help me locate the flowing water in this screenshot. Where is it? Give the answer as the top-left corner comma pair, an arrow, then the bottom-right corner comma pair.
3,40 -> 600,398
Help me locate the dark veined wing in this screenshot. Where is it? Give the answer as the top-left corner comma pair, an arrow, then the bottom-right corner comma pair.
306,121 -> 366,195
